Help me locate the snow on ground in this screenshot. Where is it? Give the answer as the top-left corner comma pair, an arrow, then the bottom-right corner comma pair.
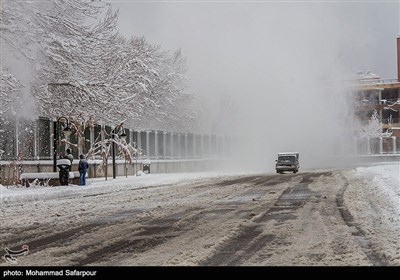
343,163 -> 400,264
0,164 -> 399,265
1,170 -> 263,266
1,164 -> 397,209
0,171 -> 250,205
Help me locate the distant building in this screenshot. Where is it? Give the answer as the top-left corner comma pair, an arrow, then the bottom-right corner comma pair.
345,37 -> 400,153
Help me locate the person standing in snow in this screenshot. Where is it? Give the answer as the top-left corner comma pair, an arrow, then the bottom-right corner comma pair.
65,148 -> 74,164
78,154 -> 89,186
57,151 -> 69,185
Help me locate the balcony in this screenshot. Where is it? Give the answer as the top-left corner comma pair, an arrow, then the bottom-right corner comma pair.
354,98 -> 400,111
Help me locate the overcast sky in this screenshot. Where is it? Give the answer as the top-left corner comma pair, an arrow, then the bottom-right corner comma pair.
108,1 -> 399,118
109,1 -> 398,81
107,0 -> 399,169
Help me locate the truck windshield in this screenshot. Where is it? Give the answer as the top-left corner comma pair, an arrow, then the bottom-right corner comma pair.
278,156 -> 295,162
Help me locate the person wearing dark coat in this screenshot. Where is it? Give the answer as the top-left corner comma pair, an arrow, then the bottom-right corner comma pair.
65,148 -> 73,164
78,154 -> 89,186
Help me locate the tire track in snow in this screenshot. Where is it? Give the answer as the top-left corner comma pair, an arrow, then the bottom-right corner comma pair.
74,208 -> 203,265
336,176 -> 389,266
201,173 -> 316,265
1,208 -> 144,255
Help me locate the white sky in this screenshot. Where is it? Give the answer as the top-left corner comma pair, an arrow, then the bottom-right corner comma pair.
109,0 -> 399,89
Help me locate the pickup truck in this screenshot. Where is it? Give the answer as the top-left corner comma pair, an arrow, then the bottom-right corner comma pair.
275,152 -> 299,174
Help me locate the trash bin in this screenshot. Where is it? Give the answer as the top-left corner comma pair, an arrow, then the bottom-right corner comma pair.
57,159 -> 71,186
143,159 -> 151,174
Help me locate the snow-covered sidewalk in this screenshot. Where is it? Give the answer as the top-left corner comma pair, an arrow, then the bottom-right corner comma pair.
0,171 -> 248,205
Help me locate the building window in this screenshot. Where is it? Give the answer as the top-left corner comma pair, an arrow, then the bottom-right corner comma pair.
382,110 -> 399,124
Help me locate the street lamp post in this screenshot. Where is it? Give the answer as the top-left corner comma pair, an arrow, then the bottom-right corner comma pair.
53,117 -> 72,172
111,125 -> 127,179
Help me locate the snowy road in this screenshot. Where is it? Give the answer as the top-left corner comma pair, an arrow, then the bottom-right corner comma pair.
1,167 -> 399,266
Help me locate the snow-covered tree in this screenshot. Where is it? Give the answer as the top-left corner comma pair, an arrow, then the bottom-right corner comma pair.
1,0 -> 110,117
31,1 -> 118,121
0,0 -> 39,59
2,0 -> 198,132
359,110 -> 392,139
36,33 -> 196,131
359,110 -> 392,153
137,48 -> 198,132
98,35 -> 166,125
0,71 -> 23,115
0,0 -> 38,116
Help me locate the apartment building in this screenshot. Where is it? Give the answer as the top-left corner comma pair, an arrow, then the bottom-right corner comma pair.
348,37 -> 400,153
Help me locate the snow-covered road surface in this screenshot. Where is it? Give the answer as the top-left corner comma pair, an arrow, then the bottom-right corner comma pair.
0,165 -> 399,266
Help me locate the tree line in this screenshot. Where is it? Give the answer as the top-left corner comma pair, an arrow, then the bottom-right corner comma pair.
0,0 -> 197,132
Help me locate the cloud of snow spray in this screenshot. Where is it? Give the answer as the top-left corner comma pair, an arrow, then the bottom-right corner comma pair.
179,3 -> 392,172
112,1 -> 397,172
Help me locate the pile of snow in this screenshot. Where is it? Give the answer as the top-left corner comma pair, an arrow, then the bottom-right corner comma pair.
345,163 -> 400,264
